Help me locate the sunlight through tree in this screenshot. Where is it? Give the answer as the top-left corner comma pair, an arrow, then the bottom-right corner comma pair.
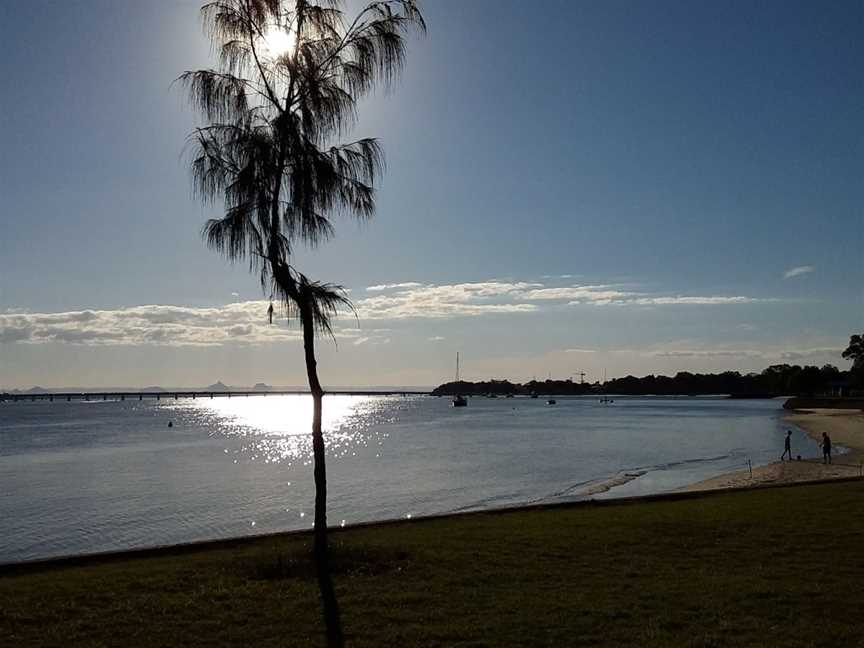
179,2 -> 424,645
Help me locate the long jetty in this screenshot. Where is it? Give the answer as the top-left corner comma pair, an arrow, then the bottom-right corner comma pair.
0,390 -> 430,403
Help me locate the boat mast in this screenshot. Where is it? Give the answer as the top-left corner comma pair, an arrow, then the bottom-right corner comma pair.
456,352 -> 460,382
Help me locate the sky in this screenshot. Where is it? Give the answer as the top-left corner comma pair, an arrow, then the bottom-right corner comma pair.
0,0 -> 862,389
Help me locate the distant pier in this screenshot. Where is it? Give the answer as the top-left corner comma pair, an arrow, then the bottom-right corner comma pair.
0,390 -> 430,403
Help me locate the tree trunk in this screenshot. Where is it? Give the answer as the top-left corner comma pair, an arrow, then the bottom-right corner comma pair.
299,299 -> 343,648
300,301 -> 328,553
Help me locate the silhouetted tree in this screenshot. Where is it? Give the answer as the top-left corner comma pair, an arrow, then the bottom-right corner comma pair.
843,334 -> 864,387
180,2 -> 423,645
843,334 -> 864,369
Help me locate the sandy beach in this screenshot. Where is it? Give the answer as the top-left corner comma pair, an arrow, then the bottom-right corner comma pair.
684,408 -> 864,492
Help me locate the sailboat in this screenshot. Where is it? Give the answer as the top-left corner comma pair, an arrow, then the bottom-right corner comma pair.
599,368 -> 614,404
452,352 -> 467,407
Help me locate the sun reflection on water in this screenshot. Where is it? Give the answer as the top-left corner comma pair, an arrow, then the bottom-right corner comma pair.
163,395 -> 411,465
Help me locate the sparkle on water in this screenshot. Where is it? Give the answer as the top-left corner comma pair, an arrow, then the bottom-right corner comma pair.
0,396 -> 823,563
167,395 -> 398,465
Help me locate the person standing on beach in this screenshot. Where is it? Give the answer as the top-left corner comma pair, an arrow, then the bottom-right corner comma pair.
781,430 -> 792,461
821,433 -> 832,464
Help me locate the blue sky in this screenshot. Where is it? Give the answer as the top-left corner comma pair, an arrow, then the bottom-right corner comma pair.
1,0 -> 861,388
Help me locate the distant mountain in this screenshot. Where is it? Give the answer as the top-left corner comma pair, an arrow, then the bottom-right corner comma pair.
2,383 -> 435,395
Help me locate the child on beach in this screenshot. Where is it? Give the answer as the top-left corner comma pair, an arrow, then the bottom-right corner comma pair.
781,430 -> 792,461
821,433 -> 832,464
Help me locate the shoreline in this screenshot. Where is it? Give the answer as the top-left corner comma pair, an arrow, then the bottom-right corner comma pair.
2,404 -> 859,567
682,408 -> 864,492
4,472 -> 864,574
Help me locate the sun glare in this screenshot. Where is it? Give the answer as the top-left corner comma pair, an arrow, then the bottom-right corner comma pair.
261,26 -> 295,60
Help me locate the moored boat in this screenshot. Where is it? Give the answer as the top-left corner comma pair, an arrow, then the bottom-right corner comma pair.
452,352 -> 468,408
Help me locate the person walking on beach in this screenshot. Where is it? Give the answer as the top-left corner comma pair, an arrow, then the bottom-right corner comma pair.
781,430 -> 792,461
821,433 -> 832,464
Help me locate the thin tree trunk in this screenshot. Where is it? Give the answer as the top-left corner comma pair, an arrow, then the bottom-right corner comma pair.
300,299 -> 344,648
300,301 -> 328,553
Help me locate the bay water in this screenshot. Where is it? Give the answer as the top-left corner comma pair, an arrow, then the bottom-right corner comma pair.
0,395 -> 819,563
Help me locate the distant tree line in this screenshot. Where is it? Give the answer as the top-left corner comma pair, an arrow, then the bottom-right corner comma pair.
432,364 -> 853,398
434,335 -> 864,397
432,365 -> 845,397
603,364 -> 852,397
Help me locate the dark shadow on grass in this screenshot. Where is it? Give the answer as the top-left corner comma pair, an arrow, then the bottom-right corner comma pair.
315,545 -> 344,648
246,541 -> 412,581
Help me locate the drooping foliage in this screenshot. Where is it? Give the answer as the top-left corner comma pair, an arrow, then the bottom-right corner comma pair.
180,0 -> 425,302
271,260 -> 355,339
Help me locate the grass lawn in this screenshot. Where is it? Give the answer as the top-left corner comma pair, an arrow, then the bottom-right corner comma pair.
3,481 -> 864,647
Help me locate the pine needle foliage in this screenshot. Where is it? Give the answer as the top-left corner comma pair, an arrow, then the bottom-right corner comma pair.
180,0 -> 425,300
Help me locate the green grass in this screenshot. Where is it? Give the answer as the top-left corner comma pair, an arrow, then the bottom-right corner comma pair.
4,481 -> 864,647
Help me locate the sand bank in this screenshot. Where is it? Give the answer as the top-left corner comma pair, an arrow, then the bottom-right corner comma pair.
683,408 -> 864,492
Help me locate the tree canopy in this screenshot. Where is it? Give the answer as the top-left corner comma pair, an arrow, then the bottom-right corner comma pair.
180,0 -> 425,298
842,334 -> 864,368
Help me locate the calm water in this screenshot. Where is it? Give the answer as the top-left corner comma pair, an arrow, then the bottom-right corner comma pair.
0,395 -> 819,563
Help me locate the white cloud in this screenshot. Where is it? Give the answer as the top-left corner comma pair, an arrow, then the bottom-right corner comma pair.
630,296 -> 768,306
365,282 -> 424,292
650,349 -> 766,359
355,281 -> 541,319
353,279 -> 776,320
522,284 -> 770,307
784,265 -> 815,279
779,348 -> 842,361
524,285 -> 630,302
2,278 -> 780,346
643,346 -> 842,363
428,336 -> 446,342
563,348 -> 596,353
0,302 -> 303,347
351,335 -> 390,346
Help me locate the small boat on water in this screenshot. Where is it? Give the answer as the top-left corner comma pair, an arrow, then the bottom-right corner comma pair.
547,399 -> 557,405
599,369 -> 614,403
452,352 -> 468,408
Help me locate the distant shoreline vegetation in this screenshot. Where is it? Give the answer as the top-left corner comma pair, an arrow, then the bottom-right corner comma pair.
431,363 -> 856,398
